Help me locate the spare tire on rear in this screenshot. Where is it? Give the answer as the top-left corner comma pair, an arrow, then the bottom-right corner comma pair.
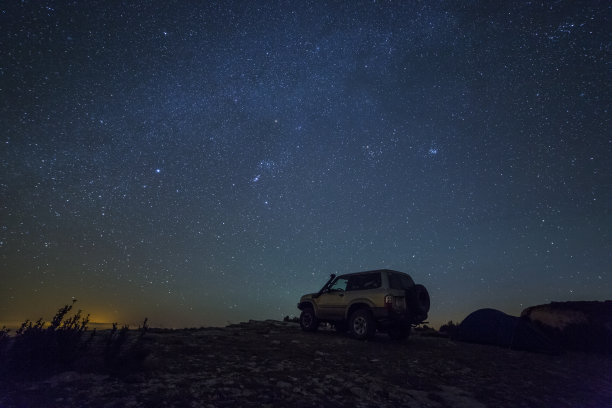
408,284 -> 430,317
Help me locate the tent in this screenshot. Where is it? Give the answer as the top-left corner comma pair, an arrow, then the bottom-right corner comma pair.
454,308 -> 562,354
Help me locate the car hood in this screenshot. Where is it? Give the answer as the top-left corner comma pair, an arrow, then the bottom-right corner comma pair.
300,293 -> 318,301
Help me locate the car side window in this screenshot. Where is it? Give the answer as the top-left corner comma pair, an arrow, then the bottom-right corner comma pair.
329,277 -> 348,292
389,274 -> 401,289
346,273 -> 381,291
361,273 -> 381,289
389,273 -> 414,289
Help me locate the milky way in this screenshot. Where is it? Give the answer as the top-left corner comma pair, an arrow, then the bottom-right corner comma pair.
1,1 -> 610,327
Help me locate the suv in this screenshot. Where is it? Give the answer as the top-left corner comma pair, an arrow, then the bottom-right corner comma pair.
297,269 -> 430,340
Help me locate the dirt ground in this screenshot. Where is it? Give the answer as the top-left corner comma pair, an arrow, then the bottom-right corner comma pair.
1,320 -> 610,408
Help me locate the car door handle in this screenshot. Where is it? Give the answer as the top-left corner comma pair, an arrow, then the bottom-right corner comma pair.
338,294 -> 344,297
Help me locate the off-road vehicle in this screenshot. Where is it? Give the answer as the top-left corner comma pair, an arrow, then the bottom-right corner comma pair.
297,269 -> 430,340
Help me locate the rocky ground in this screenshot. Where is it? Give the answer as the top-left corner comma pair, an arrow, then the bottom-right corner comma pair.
1,320 -> 610,408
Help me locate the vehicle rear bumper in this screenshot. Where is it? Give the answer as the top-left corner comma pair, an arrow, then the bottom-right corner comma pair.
372,307 -> 427,326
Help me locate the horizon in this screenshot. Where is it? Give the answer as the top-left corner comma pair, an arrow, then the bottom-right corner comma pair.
4,297 -> 612,333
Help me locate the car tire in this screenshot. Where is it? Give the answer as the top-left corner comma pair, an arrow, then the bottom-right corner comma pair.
349,309 -> 376,340
388,325 -> 411,341
299,308 -> 319,332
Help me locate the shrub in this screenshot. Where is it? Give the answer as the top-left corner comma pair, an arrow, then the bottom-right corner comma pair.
0,301 -> 149,380
102,318 -> 150,374
0,300 -> 91,379
0,326 -> 10,361
439,320 -> 458,337
282,315 -> 299,323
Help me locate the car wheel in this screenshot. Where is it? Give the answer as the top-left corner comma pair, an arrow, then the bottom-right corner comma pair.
349,309 -> 376,340
299,308 -> 319,332
388,325 -> 411,341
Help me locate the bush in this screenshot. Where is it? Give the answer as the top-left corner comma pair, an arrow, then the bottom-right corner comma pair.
0,300 -> 92,380
103,318 -> 150,373
0,301 -> 149,380
282,315 -> 299,323
0,326 -> 10,361
439,320 -> 458,337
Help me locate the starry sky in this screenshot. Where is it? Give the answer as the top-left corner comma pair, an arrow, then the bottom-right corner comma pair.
1,1 -> 610,329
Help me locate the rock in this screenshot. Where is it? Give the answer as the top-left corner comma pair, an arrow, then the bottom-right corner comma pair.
142,354 -> 163,371
435,385 -> 487,408
522,301 -> 612,353
44,371 -> 80,384
368,382 -> 383,394
350,386 -> 368,398
204,378 -> 218,387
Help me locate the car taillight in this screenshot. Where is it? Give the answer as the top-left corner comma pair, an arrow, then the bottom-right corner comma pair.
384,295 -> 393,309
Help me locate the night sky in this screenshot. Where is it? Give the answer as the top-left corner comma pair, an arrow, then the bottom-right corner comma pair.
1,1 -> 610,329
